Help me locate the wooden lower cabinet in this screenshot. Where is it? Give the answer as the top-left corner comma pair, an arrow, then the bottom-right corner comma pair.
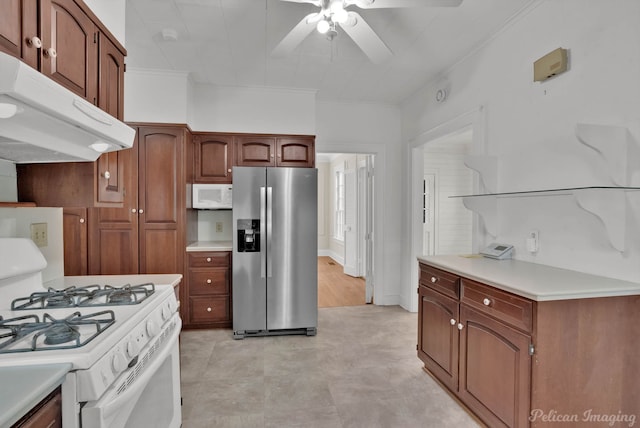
12,387 -> 62,428
418,262 -> 640,428
184,251 -> 232,328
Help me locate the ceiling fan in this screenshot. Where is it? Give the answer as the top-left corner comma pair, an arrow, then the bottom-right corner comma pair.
271,0 -> 463,64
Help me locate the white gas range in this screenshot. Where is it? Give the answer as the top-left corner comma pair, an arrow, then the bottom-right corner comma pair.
0,238 -> 182,428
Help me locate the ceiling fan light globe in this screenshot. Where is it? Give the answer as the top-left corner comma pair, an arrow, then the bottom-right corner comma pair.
332,8 -> 349,24
317,19 -> 330,34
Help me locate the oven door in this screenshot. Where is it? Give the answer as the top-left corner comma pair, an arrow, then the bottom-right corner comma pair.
80,316 -> 182,428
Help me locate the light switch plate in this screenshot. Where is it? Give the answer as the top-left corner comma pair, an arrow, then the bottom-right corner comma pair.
30,222 -> 48,247
216,222 -> 223,233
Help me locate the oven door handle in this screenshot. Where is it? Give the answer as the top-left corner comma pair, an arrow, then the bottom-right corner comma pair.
82,319 -> 181,428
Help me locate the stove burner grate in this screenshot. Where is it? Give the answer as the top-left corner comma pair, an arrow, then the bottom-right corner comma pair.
0,311 -> 116,353
10,283 -> 155,310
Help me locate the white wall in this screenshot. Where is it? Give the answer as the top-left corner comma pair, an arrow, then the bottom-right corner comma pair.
0,208 -> 64,282
316,101 -> 403,305
0,160 -> 17,202
124,69 -> 191,123
423,147 -> 473,255
83,0 -> 126,46
189,84 -> 316,135
317,161 -> 330,253
402,0 -> 640,306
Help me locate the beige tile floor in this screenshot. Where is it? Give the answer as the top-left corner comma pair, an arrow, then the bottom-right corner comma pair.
179,305 -> 481,428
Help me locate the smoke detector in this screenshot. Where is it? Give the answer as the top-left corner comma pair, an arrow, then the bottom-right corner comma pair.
161,28 -> 179,41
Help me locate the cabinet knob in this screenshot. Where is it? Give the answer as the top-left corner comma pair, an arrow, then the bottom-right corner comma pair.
270,154 -> 274,158
430,277 -> 437,283
450,318 -> 456,326
207,307 -> 212,312
457,323 -> 464,330
206,257 -> 212,262
27,36 -> 42,48
139,209 -> 144,214
79,218 -> 85,224
206,279 -> 212,284
43,47 -> 57,58
131,209 -> 137,213
102,171 -> 111,179
483,298 -> 491,306
228,169 -> 232,173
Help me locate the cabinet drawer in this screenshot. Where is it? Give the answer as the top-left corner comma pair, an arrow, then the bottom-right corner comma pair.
188,252 -> 230,268
189,269 -> 229,295
419,264 -> 460,299
461,279 -> 533,333
189,296 -> 230,323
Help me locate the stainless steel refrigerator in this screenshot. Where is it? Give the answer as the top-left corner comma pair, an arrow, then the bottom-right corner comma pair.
232,166 -> 318,339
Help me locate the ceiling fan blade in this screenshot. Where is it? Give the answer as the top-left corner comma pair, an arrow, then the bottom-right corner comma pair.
272,13 -> 320,58
279,0 -> 322,5
340,11 -> 392,64
346,0 -> 462,8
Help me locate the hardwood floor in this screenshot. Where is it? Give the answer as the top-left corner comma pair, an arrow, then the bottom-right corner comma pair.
318,256 -> 366,308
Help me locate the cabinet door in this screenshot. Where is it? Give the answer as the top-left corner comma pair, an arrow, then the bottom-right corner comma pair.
94,34 -> 126,204
194,134 -> 234,183
40,0 -> 98,102
13,387 -> 62,428
137,126 -> 185,274
276,136 -> 315,167
62,207 -> 87,276
235,136 -> 276,167
418,286 -> 460,392
88,142 -> 139,275
0,0 -> 38,69
458,305 -> 531,428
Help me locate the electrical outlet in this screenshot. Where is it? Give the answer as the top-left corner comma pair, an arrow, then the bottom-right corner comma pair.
216,222 -> 223,233
527,230 -> 539,253
30,223 -> 48,247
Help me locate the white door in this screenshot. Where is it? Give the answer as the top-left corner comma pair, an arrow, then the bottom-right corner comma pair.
423,173 -> 436,255
343,168 -> 358,277
363,157 -> 374,303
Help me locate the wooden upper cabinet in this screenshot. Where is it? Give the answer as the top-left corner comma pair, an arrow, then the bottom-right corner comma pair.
94,33 -> 126,204
276,136 -> 315,168
194,134 -> 234,183
235,136 -> 276,167
40,0 -> 98,102
235,135 -> 315,168
0,0 -> 39,69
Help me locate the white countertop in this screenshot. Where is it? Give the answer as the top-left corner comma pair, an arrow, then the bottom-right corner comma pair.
0,364 -> 71,427
44,274 -> 182,289
418,255 -> 640,301
186,241 -> 233,252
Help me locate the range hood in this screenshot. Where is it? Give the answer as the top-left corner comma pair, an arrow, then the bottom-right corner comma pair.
0,51 -> 135,163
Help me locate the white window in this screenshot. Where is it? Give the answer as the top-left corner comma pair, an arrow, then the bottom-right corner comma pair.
334,168 -> 345,241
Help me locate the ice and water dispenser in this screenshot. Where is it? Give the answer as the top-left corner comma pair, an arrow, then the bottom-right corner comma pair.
237,219 -> 260,252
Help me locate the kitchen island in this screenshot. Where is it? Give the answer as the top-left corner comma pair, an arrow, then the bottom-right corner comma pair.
417,255 -> 640,428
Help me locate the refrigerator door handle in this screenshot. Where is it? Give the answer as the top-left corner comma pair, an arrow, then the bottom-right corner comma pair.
266,186 -> 273,278
260,186 -> 266,278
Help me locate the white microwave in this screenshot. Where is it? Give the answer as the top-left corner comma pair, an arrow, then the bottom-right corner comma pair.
192,184 -> 232,209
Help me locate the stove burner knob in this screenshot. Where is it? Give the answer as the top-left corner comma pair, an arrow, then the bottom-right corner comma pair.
126,340 -> 140,359
161,303 -> 172,321
146,319 -> 159,337
111,352 -> 127,373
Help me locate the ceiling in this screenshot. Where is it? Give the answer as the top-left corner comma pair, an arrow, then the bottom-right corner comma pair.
125,0 -> 535,105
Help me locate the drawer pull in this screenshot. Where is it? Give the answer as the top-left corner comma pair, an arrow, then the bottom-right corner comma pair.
483,298 -> 491,306
207,307 -> 212,312
206,257 -> 212,262
430,277 -> 437,283
450,318 -> 456,326
457,323 -> 464,330
206,279 -> 212,284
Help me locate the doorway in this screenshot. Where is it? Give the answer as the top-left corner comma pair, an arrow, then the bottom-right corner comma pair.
316,153 -> 374,307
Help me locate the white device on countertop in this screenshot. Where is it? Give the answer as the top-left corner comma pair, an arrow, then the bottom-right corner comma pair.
480,243 -> 514,260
